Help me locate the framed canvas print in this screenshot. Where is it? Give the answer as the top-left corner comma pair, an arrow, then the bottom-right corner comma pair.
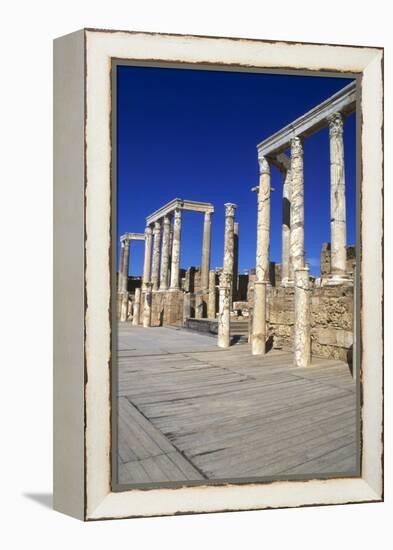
53,29 -> 383,520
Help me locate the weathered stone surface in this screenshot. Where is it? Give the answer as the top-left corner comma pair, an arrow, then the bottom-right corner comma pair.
252,281 -> 267,355
218,272 -> 231,348
281,167 -> 291,284
294,267 -> 311,368
255,155 -> 270,283
132,288 -> 141,326
151,221 -> 161,291
195,292 -> 204,319
170,208 -> 182,290
160,215 -> 171,290
142,283 -> 152,328
208,270 -> 217,319
320,242 -> 356,280
264,281 -> 353,363
290,137 -> 305,274
120,292 -> 129,322
142,226 -> 153,289
200,211 -> 212,291
120,239 -> 130,293
328,112 -> 347,277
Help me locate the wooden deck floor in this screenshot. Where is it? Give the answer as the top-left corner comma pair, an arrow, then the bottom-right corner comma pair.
116,324 -> 358,485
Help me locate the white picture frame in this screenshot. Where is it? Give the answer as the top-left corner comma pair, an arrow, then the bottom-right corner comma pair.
53,28 -> 383,521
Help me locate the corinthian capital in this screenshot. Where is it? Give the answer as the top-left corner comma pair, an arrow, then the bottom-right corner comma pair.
224,203 -> 237,217
174,208 -> 182,220
258,153 -> 270,175
145,225 -> 152,237
290,136 -> 303,158
328,112 -> 344,137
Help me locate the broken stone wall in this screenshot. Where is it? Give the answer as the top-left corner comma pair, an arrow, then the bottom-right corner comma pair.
267,283 -> 354,363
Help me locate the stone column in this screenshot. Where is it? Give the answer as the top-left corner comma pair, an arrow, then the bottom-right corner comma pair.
328,112 -> 347,279
120,238 -> 130,293
293,267 -> 311,368
170,208 -> 182,290
289,137 -> 305,277
281,168 -> 292,285
208,270 -> 216,319
142,226 -> 153,290
118,240 -> 125,292
142,282 -> 153,327
233,222 -> 239,301
218,272 -> 231,348
251,155 -> 270,355
183,292 -> 191,324
200,211 -> 212,290
160,215 -> 171,291
120,291 -> 128,322
223,204 -> 236,274
252,281 -> 267,354
195,293 -> 204,319
352,261 -> 357,383
132,288 -> 141,326
151,221 -> 161,291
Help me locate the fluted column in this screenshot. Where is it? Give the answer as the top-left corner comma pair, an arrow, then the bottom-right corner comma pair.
151,221 -> 161,291
142,226 -> 153,290
252,155 -> 270,355
217,272 -> 231,348
328,112 -> 347,279
281,168 -> 292,285
208,270 -> 216,319
289,137 -> 305,277
170,208 -> 182,290
160,215 -> 171,290
294,267 -> 311,368
120,238 -> 130,293
200,211 -> 212,290
132,288 -> 141,326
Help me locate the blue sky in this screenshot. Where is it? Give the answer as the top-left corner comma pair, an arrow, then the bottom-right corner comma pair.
117,65 -> 356,277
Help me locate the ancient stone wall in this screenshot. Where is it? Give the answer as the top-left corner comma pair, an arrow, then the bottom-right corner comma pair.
320,243 -> 356,278
267,283 -> 354,363
150,290 -> 184,327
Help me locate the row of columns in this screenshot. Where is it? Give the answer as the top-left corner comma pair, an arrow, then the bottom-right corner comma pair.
143,209 -> 213,294
279,112 -> 348,285
249,111 -> 348,366
141,208 -> 213,328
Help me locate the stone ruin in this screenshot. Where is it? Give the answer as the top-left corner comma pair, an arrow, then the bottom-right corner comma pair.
117,82 -> 357,367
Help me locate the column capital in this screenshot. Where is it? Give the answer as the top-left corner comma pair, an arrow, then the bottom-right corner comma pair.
163,214 -> 171,225
290,136 -> 303,157
145,225 -> 152,236
153,220 -> 161,232
174,208 -> 182,220
224,203 -> 237,217
327,111 -> 344,137
258,153 -> 270,175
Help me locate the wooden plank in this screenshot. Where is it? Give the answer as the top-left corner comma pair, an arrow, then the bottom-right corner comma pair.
116,323 -> 357,482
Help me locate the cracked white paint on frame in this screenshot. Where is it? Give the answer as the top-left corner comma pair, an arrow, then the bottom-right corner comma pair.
84,29 -> 383,520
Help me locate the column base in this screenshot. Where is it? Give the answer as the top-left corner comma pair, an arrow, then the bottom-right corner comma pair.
323,273 -> 353,286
